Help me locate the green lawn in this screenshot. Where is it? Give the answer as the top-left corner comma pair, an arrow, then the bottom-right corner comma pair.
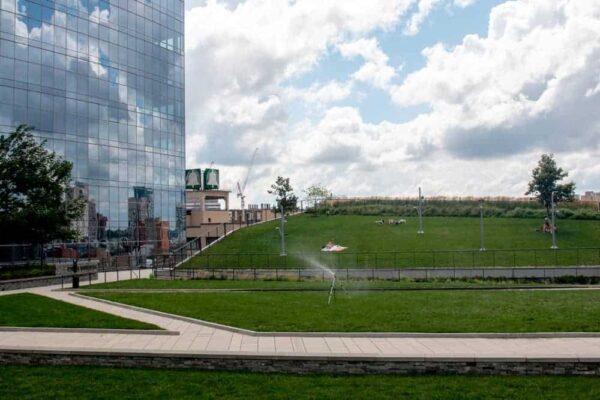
183,215 -> 600,268
0,293 -> 159,330
1,365 -> 599,399
84,277 -> 561,290
87,289 -> 600,333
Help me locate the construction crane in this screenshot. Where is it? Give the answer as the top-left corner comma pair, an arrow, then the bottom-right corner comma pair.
237,148 -> 258,210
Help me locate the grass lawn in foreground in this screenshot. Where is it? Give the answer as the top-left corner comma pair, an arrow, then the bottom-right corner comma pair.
183,215 -> 600,268
0,293 -> 159,329
87,289 -> 600,332
1,365 -> 599,400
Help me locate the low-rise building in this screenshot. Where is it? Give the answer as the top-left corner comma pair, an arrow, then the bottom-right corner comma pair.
185,189 -> 276,247
580,191 -> 600,202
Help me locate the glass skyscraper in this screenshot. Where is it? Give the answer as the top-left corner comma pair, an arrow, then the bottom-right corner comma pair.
0,0 -> 185,253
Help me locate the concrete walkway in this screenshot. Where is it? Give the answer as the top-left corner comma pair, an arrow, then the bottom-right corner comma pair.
1,275 -> 600,362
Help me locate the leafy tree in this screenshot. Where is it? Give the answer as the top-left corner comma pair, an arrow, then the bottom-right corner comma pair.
268,176 -> 298,213
0,125 -> 84,255
526,154 -> 576,217
303,184 -> 330,208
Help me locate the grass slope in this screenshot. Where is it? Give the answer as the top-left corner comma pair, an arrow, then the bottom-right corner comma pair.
0,293 -> 158,330
88,289 -> 600,333
183,215 -> 600,268
2,366 -> 600,399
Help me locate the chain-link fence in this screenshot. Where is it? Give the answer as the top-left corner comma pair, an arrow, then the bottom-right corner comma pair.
180,248 -> 600,270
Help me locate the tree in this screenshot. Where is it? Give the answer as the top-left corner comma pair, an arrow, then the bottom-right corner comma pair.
0,125 -> 84,256
526,154 -> 576,217
303,184 -> 330,208
268,176 -> 298,213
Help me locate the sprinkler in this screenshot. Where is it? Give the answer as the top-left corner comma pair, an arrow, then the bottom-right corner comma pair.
327,273 -> 336,305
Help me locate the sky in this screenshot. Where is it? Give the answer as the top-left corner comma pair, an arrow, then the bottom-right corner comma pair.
183,0 -> 600,207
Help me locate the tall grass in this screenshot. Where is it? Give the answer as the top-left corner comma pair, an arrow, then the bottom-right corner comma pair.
308,198 -> 600,220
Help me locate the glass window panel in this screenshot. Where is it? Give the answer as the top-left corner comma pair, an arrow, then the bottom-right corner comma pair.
0,57 -> 14,79
66,140 -> 77,159
2,0 -> 16,13
0,39 -> 14,58
42,66 -> 54,87
27,91 -> 40,108
14,60 -> 28,82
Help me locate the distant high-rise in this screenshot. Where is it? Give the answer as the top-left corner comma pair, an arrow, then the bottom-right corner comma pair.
0,0 -> 186,250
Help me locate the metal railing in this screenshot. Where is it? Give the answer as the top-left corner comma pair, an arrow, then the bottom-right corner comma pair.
178,247 -> 600,269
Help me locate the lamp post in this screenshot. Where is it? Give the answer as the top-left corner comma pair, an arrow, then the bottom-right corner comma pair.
279,202 -> 286,256
417,187 -> 424,234
479,199 -> 485,252
551,191 -> 558,250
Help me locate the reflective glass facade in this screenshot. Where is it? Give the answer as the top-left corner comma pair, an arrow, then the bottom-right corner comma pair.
0,0 -> 185,252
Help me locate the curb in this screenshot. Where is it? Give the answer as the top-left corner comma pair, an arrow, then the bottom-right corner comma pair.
0,346 -> 597,362
75,285 -> 600,293
0,326 -> 178,335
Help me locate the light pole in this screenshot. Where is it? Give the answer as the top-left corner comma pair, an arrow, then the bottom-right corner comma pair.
279,202 -> 286,256
479,199 -> 485,252
551,191 -> 558,250
417,187 -> 424,234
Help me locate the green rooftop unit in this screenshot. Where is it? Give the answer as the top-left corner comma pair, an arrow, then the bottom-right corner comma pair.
204,169 -> 220,190
185,169 -> 202,190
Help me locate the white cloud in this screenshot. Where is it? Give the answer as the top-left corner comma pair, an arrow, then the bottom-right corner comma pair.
404,0 -> 442,36
185,0 -> 417,170
285,81 -> 354,105
391,0 -> 600,158
453,0 -> 475,8
338,38 -> 397,89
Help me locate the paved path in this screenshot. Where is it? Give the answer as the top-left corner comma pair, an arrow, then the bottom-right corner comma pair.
1,274 -> 600,360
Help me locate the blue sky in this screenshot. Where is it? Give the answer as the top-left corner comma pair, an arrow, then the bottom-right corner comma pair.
184,0 -> 600,205
286,0 -> 505,124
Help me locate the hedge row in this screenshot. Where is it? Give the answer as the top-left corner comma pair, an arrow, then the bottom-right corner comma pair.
308,199 -> 600,220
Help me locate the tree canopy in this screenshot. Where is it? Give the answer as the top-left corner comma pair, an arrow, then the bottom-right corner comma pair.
303,184 -> 330,207
526,154 -> 576,217
268,176 -> 298,212
0,125 -> 84,245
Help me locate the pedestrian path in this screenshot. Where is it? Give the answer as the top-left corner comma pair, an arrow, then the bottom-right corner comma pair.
2,281 -> 600,360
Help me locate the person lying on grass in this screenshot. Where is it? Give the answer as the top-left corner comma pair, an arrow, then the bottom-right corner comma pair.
321,240 -> 348,252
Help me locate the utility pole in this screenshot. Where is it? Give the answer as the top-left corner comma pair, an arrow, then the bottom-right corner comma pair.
417,187 -> 424,234
479,199 -> 485,251
279,202 -> 286,256
551,191 -> 558,249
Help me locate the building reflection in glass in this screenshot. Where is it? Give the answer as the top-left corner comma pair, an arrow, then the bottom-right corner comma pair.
0,0 -> 186,255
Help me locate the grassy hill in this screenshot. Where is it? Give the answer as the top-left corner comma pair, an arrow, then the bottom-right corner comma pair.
182,215 -> 600,268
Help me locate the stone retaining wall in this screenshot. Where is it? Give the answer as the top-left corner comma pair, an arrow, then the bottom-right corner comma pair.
0,272 -> 98,291
159,266 -> 600,281
55,260 -> 99,275
1,350 -> 599,375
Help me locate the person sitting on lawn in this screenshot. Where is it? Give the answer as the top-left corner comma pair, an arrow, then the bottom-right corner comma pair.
542,217 -> 553,233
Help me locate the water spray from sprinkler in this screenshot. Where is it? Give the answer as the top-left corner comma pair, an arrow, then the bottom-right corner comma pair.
298,255 -> 339,305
